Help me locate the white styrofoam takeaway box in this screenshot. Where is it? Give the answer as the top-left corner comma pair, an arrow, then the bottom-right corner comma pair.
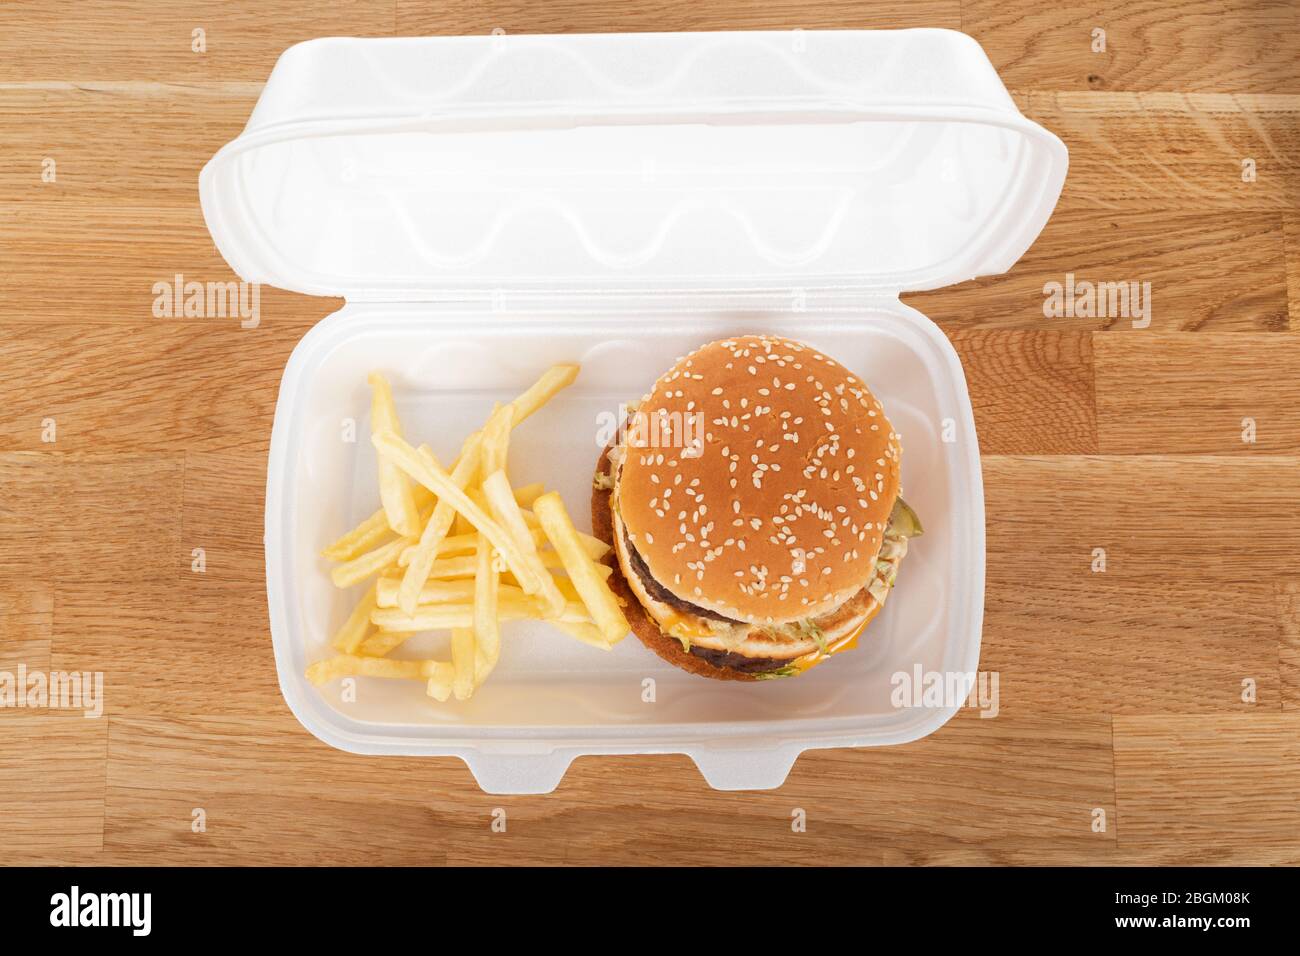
200,30 -> 1067,793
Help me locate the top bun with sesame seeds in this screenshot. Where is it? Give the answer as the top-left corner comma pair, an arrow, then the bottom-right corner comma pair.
615,335 -> 902,629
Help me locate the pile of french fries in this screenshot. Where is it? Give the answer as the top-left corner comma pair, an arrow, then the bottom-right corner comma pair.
306,364 -> 628,701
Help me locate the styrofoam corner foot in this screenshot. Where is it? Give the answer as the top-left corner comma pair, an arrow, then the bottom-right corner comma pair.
463,752 -> 575,794
689,745 -> 803,791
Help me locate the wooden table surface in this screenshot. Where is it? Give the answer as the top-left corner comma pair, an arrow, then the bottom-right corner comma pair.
2,1 -> 1298,867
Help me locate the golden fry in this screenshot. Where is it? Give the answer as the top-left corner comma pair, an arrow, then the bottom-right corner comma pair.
550,619 -> 614,651
396,501 -> 548,568
321,509 -> 391,562
369,373 -> 422,537
425,664 -> 455,702
482,470 -> 566,619
398,433 -> 483,614
425,654 -> 494,701
421,554 -> 479,580
331,583 -> 378,654
520,510 -> 609,559
330,535 -> 414,589
480,403 -> 513,477
508,364 -> 579,425
539,550 -> 613,578
511,481 -> 544,509
377,575 -> 476,608
533,492 -> 628,644
306,654 -> 443,685
370,594 -> 591,632
371,431 -> 542,593
322,486 -> 432,563
451,627 -> 476,700
356,630 -> 411,658
472,495 -> 502,668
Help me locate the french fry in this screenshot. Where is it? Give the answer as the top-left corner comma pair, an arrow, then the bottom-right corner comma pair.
550,619 -> 614,650
472,494 -> 502,669
369,373 -> 422,537
426,664 -> 455,702
306,654 -> 444,685
538,550 -> 613,578
371,431 -> 542,594
508,364 -> 579,425
330,535 -> 414,589
321,486 -> 433,562
482,470 -> 566,619
425,654 -> 496,701
400,524 -> 553,567
520,510 -> 609,559
451,627 -> 476,700
331,583 -> 378,654
371,604 -> 478,632
536,550 -> 565,572
356,630 -> 411,658
371,595 -> 592,632
551,573 -> 596,605
481,403 -> 513,477
533,492 -> 628,644
377,576 -> 477,608
409,530 -> 481,560
422,554 -> 480,579
321,509 -> 392,562
511,481 -> 544,509
379,576 -> 544,611
398,433 -> 483,614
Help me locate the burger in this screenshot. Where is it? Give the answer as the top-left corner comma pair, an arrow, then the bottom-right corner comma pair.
592,334 -> 922,681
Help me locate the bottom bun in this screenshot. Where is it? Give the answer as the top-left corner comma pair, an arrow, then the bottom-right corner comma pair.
592,445 -> 766,682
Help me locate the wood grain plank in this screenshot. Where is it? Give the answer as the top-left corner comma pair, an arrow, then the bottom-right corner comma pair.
982,579 -> 1281,717
0,714 -> 106,852
443,754 -> 873,866
910,209 -> 1289,332
983,455 -> 1300,587
0,1 -> 396,82
0,323 -> 312,453
1112,714 -> 1300,847
102,712 -> 1110,865
0,587 -> 53,673
1015,92 -> 1300,212
50,583 -> 282,718
0,202 -> 334,324
1278,581 -> 1300,711
429,713 -> 1113,864
396,0 -> 959,35
883,840 -> 1300,866
1094,333 -> 1300,454
968,0 -> 1300,93
179,451 -> 267,587
106,714 -> 462,864
0,87 -> 256,204
0,453 -> 184,586
1286,214 -> 1300,324
950,330 -> 1097,454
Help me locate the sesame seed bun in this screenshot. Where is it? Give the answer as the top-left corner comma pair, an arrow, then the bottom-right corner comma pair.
616,335 -> 901,627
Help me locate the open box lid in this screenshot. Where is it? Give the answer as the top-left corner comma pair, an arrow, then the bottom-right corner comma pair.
200,30 -> 1067,303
